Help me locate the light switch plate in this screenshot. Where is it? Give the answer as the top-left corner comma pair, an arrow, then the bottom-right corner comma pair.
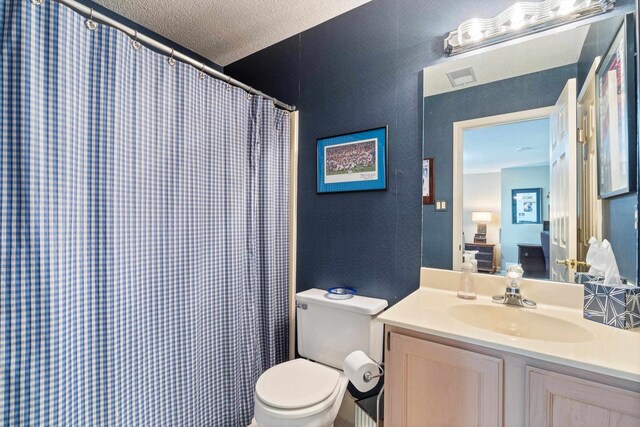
435,199 -> 447,212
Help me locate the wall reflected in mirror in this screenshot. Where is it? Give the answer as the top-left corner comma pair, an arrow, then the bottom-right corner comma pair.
421,11 -> 637,285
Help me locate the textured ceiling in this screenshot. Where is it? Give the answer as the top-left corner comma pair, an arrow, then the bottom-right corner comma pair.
93,0 -> 372,66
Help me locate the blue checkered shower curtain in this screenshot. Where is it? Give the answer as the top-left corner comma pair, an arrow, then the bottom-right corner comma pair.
1,1 -> 290,425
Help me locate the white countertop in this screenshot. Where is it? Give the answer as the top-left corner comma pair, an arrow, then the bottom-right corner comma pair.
377,268 -> 640,382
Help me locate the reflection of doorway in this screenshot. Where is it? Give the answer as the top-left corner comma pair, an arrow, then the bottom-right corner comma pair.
452,107 -> 553,273
577,58 -> 603,262
453,77 -> 600,283
463,117 -> 551,275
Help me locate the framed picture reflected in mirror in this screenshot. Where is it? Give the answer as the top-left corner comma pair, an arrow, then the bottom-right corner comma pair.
596,14 -> 637,199
512,188 -> 542,225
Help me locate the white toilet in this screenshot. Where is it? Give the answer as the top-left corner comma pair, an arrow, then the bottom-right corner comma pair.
253,288 -> 388,427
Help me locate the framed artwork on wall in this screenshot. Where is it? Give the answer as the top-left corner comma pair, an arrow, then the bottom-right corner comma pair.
317,126 -> 388,193
512,188 -> 542,224
595,13 -> 637,199
422,158 -> 434,205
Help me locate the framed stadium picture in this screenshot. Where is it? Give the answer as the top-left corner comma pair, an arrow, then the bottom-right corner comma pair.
317,126 -> 388,193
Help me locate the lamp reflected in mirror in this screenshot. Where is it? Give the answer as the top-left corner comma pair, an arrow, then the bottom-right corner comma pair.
472,211 -> 493,243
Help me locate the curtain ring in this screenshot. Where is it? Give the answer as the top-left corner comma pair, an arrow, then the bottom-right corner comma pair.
225,76 -> 232,91
168,49 -> 176,66
85,8 -> 98,31
31,0 -> 43,6
199,64 -> 206,80
247,89 -> 253,100
131,30 -> 141,50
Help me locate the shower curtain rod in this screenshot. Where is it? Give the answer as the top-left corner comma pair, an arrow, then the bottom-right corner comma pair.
51,0 -> 296,112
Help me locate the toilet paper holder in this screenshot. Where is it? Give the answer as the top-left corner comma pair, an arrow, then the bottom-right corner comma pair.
344,351 -> 384,392
359,362 -> 385,426
362,363 -> 384,384
344,350 -> 385,424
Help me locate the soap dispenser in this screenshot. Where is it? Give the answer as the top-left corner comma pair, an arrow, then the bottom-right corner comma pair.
458,255 -> 477,300
464,250 -> 479,273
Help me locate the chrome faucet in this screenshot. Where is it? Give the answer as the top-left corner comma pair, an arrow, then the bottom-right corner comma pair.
492,270 -> 537,308
492,286 -> 537,307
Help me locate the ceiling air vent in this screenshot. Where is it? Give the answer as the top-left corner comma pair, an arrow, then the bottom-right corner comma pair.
446,67 -> 477,87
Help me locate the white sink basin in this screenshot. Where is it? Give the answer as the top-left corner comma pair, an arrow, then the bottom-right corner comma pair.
447,304 -> 594,343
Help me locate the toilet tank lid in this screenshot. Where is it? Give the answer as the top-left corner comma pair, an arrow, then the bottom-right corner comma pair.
296,289 -> 388,315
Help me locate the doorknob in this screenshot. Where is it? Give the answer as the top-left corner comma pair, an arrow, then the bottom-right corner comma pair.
555,258 -> 590,269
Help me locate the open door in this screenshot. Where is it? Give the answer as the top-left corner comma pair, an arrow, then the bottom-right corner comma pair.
550,79 -> 578,282
577,58 -> 603,263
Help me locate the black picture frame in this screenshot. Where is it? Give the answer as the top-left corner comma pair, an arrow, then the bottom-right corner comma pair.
512,188 -> 542,224
595,13 -> 637,199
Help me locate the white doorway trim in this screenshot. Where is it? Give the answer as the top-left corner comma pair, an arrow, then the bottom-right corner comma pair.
452,106 -> 555,271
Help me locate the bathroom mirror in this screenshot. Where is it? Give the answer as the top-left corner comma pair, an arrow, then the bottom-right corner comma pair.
422,10 -> 637,284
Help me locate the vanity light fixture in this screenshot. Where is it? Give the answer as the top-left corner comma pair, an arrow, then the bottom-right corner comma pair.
444,0 -> 615,56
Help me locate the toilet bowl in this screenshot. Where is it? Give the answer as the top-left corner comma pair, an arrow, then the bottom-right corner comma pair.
253,289 -> 388,427
254,359 -> 349,427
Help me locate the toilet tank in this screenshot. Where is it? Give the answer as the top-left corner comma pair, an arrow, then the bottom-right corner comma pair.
296,289 -> 388,369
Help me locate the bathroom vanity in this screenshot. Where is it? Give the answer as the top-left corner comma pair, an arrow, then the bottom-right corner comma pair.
398,5 -> 640,426
377,269 -> 640,427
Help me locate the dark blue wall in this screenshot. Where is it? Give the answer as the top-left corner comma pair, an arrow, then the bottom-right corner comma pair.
226,0 -> 638,303
422,64 -> 579,270
227,0 -> 527,305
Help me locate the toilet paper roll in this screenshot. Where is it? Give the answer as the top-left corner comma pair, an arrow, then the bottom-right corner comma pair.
343,350 -> 380,393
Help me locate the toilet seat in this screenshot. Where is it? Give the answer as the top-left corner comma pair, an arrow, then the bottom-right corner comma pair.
256,359 -> 340,410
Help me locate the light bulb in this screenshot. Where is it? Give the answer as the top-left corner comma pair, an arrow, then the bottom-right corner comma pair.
558,0 -> 576,15
468,22 -> 484,41
510,13 -> 525,29
508,4 -> 526,30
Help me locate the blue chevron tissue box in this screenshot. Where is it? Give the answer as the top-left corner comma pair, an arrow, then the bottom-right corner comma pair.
583,282 -> 640,329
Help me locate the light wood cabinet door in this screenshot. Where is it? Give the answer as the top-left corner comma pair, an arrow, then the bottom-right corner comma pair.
385,332 -> 503,427
527,368 -> 640,427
